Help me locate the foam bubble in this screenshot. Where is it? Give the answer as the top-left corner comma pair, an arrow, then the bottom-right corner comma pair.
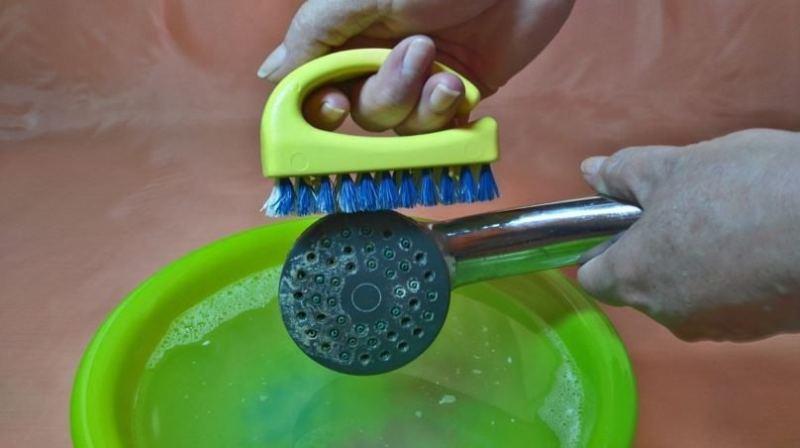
146,267 -> 280,368
438,394 -> 457,405
537,327 -> 584,448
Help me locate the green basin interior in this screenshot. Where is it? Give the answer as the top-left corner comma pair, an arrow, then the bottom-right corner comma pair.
71,217 -> 636,447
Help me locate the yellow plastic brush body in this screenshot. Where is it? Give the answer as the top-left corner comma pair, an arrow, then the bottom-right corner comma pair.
260,48 -> 499,178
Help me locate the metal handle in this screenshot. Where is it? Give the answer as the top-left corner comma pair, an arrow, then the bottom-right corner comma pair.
430,197 -> 642,286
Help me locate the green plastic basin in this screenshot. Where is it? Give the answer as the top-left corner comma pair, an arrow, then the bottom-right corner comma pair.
71,217 -> 636,447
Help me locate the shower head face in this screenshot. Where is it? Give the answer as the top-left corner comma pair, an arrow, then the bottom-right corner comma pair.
279,211 -> 451,375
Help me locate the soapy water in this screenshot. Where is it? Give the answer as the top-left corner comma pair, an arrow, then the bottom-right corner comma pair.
538,337 -> 584,448
134,270 -> 590,447
147,267 -> 280,368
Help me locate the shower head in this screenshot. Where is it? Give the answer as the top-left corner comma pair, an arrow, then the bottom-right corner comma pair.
279,211 -> 451,375
279,197 -> 642,375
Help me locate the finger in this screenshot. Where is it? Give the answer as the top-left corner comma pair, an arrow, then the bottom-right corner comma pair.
350,36 -> 436,132
394,72 -> 464,135
580,146 -> 682,205
578,223 -> 652,309
257,0 -> 384,81
303,87 -> 351,131
576,232 -> 624,266
577,245 -> 625,306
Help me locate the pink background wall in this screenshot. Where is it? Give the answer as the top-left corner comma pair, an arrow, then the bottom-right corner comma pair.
2,0 -> 800,446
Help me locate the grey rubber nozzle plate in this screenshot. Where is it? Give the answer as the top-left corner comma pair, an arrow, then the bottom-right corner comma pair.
279,211 -> 451,375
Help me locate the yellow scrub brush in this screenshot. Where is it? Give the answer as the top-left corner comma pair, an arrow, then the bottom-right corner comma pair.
260,48 -> 499,217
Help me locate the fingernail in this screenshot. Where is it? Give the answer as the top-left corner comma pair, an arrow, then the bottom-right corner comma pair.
581,156 -> 606,177
402,38 -> 432,76
320,102 -> 346,122
429,83 -> 461,113
257,44 -> 286,80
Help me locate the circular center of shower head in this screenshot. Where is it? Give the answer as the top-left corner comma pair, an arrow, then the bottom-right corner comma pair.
350,283 -> 382,312
278,211 -> 451,375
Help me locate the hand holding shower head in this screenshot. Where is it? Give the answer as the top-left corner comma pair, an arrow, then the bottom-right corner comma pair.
278,197 -> 642,375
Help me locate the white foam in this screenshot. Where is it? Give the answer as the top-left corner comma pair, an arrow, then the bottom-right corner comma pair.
146,267 -> 280,368
438,394 -> 457,405
537,328 -> 584,448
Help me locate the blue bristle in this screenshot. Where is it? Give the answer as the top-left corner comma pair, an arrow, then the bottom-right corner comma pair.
419,168 -> 437,206
459,166 -> 476,203
316,176 -> 335,214
336,174 -> 358,213
438,167 -> 455,205
262,177 -> 295,216
296,177 -> 315,215
377,171 -> 399,209
357,173 -> 378,211
399,170 -> 417,208
477,164 -> 500,201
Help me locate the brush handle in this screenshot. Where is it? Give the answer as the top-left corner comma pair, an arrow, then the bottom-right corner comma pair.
261,48 -> 499,178
430,197 -> 642,286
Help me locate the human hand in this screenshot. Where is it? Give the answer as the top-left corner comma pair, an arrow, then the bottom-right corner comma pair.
258,0 -> 574,134
578,129 -> 800,341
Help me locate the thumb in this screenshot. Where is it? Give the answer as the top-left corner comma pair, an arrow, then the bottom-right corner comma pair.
258,0 -> 385,81
577,229 -> 641,307
580,145 -> 681,205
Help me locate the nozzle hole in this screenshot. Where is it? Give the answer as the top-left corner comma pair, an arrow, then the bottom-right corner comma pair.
293,291 -> 303,299
387,331 -> 398,341
343,246 -> 353,254
424,271 -> 435,282
359,353 -> 371,365
383,229 -> 393,239
413,327 -> 424,338
306,252 -> 317,262
398,341 -> 409,352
